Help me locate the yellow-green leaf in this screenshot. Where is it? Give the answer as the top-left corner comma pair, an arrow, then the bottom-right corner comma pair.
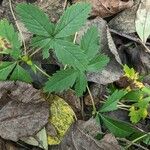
47,95 -> 75,145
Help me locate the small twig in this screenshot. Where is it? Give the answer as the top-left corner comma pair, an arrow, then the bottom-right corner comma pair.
86,86 -> 97,114
63,0 -> 68,10
138,39 -> 150,53
109,28 -> 150,49
9,0 -> 27,55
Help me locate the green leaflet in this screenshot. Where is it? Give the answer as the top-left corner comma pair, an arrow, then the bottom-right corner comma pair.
99,90 -> 127,113
0,62 -> 16,80
87,55 -> 109,72
44,68 -> 78,93
80,26 -> 99,59
0,19 -> 21,58
54,3 -> 91,38
31,36 -> 54,59
16,3 -> 54,36
75,72 -> 87,96
10,64 -> 32,83
54,40 -> 89,71
100,114 -> 136,138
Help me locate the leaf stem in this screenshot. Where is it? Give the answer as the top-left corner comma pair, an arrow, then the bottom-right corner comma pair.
118,102 -> 131,108
34,64 -> 50,78
117,138 -> 149,150
125,132 -> 150,149
9,0 -> 27,55
86,85 -> 97,114
29,48 -> 41,57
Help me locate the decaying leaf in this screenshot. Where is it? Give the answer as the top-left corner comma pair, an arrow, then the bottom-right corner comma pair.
55,122 -> 120,150
36,0 -> 66,23
107,28 -> 122,65
57,89 -> 82,118
47,95 -> 75,145
21,127 -> 48,150
109,0 -> 140,34
0,81 -> 49,141
136,0 -> 150,43
73,0 -> 133,18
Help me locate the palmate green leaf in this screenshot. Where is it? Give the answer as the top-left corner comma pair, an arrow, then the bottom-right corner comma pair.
100,114 -> 136,138
54,40 -> 89,71
31,36 -> 54,59
16,3 -> 54,36
0,19 -> 21,58
75,72 -> 87,96
10,64 -> 32,83
80,26 -> 99,59
87,55 -> 109,72
0,62 -> 16,80
54,3 -> 91,38
44,68 -> 78,93
99,90 -> 127,113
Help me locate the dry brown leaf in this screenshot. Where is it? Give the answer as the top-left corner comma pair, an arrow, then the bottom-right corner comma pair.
54,122 -> 120,150
0,81 -> 49,141
74,0 -> 133,18
109,0 -> 140,34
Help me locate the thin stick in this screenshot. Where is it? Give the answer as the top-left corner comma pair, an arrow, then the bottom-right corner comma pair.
63,0 -> 68,10
138,39 -> 150,53
86,86 -> 96,114
9,0 -> 27,55
109,28 -> 150,49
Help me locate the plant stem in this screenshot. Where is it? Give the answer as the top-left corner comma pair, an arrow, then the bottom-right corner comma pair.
34,64 -> 50,78
117,138 -> 149,150
29,48 -> 41,57
86,85 -> 97,114
118,106 -> 129,111
73,32 -> 78,43
118,102 -> 131,108
9,0 -> 27,55
125,132 -> 150,149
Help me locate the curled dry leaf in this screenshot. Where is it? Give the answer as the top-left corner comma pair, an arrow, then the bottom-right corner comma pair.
0,81 -> 49,141
73,0 -> 133,18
